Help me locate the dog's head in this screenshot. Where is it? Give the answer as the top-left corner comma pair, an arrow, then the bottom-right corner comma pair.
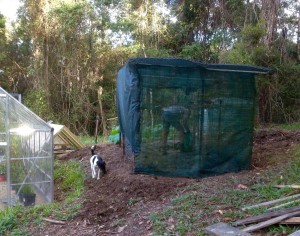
91,145 -> 96,155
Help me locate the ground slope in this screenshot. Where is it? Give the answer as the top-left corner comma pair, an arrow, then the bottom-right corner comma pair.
33,129 -> 300,236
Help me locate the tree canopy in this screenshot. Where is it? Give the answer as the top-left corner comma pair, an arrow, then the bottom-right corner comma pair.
0,0 -> 299,135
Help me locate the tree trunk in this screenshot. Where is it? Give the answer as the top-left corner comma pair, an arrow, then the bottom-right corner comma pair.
298,6 -> 300,62
98,87 -> 108,136
280,27 -> 287,64
261,0 -> 279,48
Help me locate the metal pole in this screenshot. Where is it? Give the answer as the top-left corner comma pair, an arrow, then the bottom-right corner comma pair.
5,94 -> 11,205
50,128 -> 54,203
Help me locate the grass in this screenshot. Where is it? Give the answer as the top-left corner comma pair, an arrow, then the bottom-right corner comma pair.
149,144 -> 300,235
79,135 -> 109,146
271,123 -> 300,130
0,159 -> 85,235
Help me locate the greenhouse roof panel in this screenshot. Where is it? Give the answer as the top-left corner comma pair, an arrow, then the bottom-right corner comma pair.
0,87 -> 52,131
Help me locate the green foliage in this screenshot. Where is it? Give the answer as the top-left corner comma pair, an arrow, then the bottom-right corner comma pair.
54,160 -> 84,199
220,22 -> 267,65
1,0 -> 300,134
109,126 -> 120,144
0,162 -> 6,175
242,22 -> 266,46
275,123 -> 300,130
220,42 -> 252,64
23,90 -> 55,122
11,161 -> 25,184
0,14 -> 6,61
142,124 -> 163,140
0,208 -> 18,235
138,47 -> 172,58
19,185 -> 35,195
78,135 -> 108,145
78,135 -> 95,145
179,43 -> 206,61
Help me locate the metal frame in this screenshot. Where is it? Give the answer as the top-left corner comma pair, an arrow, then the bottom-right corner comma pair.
0,87 -> 53,207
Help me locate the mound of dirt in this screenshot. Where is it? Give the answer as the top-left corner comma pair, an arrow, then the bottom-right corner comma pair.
33,129 -> 300,235
252,129 -> 300,168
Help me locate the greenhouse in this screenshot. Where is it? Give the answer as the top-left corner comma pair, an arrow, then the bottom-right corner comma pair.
0,87 -> 53,208
117,58 -> 270,178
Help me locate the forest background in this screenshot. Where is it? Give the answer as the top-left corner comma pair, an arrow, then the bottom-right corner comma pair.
0,0 -> 299,137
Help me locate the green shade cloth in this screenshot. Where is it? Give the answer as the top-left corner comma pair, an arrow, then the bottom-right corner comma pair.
117,58 -> 270,178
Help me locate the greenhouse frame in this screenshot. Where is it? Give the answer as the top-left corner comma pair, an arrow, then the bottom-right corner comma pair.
117,58 -> 271,178
0,87 -> 53,208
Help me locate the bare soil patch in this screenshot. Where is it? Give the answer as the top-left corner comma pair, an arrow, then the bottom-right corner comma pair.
32,129 -> 300,236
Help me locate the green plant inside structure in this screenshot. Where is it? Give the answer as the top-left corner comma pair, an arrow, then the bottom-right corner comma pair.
19,185 -> 35,196
142,124 -> 163,140
0,162 -> 6,175
11,161 -> 25,183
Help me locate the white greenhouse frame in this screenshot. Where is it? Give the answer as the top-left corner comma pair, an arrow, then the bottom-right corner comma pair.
0,87 -> 53,208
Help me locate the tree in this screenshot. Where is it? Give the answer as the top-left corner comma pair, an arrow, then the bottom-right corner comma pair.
0,14 -> 8,89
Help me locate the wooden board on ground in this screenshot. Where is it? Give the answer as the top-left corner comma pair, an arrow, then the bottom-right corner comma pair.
234,205 -> 300,226
274,185 -> 300,189
242,193 -> 300,211
281,217 -> 300,225
242,210 -> 300,232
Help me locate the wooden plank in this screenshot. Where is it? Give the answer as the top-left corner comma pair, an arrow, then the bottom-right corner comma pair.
243,210 -> 300,232
274,185 -> 300,189
242,193 -> 300,211
63,127 -> 85,148
281,217 -> 300,225
204,223 -> 252,236
267,199 -> 300,211
43,217 -> 66,225
54,150 -> 73,155
233,205 -> 300,226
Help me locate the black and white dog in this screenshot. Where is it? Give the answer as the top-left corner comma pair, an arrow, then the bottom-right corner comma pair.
90,145 -> 106,180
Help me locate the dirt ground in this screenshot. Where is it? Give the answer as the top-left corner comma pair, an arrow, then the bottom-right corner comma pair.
31,129 -> 300,236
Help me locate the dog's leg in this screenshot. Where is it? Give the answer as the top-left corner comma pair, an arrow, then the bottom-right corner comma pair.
97,168 -> 100,180
93,167 -> 96,178
90,161 -> 93,178
91,163 -> 96,178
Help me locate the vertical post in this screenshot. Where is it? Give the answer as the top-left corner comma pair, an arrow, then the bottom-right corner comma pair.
5,94 -> 11,205
199,75 -> 205,167
50,128 -> 54,203
94,114 -> 99,143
